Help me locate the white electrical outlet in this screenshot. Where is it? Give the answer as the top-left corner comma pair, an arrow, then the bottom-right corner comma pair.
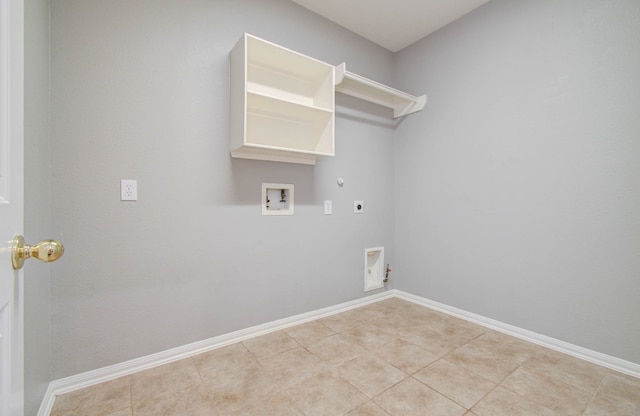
121,180 -> 138,201
354,201 -> 364,214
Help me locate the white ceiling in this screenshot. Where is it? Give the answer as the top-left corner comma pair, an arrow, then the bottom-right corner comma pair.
291,0 -> 491,52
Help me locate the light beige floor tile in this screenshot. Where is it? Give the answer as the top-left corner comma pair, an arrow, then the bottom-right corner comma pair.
205,362 -> 279,414
378,297 -> 409,306
225,390 -> 304,416
305,333 -> 366,366
382,315 -> 452,339
583,394 -> 640,416
130,358 -> 201,403
432,316 -> 487,340
346,401 -> 391,415
374,377 -> 466,416
595,371 -> 640,412
132,384 -> 217,416
500,365 -> 592,415
471,386 -> 555,416
260,346 -> 327,388
318,313 -> 364,333
445,341 -> 522,383
105,409 -> 132,416
521,347 -> 607,392
52,299 -> 639,416
331,354 -> 407,398
412,311 -> 453,329
286,371 -> 368,416
192,342 -> 258,380
341,304 -> 389,322
381,338 -> 440,375
358,302 -> 395,318
340,299 -> 447,338
374,298 -> 411,311
463,331 -> 541,365
242,330 -> 299,360
284,320 -> 336,347
401,326 -> 473,357
394,302 -> 451,323
341,323 -> 399,352
407,313 -> 485,350
414,359 -> 496,409
50,376 -> 131,416
371,321 -> 429,339
369,315 -> 416,337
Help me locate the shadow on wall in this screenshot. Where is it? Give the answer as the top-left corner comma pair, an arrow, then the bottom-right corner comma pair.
229,158 -> 315,206
335,94 -> 402,129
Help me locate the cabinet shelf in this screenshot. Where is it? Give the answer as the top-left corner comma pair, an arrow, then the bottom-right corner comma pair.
230,33 -> 335,165
335,63 -> 426,118
246,93 -> 333,153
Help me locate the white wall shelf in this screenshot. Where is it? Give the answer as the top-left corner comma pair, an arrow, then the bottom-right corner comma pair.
335,63 -> 426,118
230,34 -> 426,165
230,33 -> 335,165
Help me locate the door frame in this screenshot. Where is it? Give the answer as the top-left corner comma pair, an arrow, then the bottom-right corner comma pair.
0,0 -> 25,414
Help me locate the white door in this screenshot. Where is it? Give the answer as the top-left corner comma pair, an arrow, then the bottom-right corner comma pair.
0,0 -> 24,415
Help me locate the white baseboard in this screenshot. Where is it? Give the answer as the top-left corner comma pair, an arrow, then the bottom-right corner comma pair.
37,290 -> 393,416
37,384 -> 56,416
38,289 -> 640,415
394,290 -> 640,379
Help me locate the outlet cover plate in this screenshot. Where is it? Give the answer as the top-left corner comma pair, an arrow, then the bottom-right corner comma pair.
121,180 -> 138,201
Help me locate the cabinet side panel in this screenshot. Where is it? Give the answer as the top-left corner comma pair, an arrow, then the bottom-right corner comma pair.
229,35 -> 246,153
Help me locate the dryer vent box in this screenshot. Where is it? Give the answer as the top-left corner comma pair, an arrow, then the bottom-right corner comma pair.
364,247 -> 384,292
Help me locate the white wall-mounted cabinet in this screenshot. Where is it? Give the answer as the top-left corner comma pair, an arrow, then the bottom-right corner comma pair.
230,33 -> 335,165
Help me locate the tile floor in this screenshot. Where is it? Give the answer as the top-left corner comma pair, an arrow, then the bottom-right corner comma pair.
50,298 -> 640,416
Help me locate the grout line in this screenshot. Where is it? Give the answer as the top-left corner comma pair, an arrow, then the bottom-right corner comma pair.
580,368 -> 610,415
190,355 -> 205,383
128,374 -> 133,415
469,382 -> 500,414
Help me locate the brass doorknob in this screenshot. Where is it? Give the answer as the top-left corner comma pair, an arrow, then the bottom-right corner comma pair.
11,235 -> 64,270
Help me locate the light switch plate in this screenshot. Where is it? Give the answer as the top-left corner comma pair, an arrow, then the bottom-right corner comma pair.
324,200 -> 332,215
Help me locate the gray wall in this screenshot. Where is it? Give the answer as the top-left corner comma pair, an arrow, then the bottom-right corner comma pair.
394,0 -> 640,364
24,0 -> 52,413
50,0 -> 396,378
